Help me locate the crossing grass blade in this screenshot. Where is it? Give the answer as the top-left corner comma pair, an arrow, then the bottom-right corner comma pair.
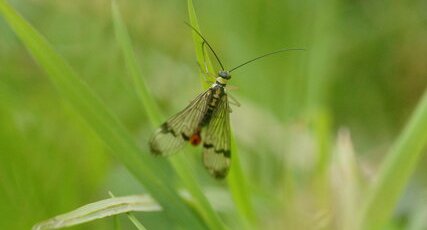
188,0 -> 256,226
32,194 -> 158,230
0,1 -> 205,229
360,89 -> 427,230
112,1 -> 226,229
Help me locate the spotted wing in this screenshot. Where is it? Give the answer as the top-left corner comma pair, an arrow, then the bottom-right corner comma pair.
149,90 -> 211,156
201,94 -> 231,179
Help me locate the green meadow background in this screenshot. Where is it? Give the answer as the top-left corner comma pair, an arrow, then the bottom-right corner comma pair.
1,0 -> 427,229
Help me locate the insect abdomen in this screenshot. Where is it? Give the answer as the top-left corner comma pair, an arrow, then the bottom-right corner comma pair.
200,106 -> 215,127
200,86 -> 224,127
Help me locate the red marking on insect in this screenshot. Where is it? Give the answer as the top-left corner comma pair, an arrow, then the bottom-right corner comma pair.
189,132 -> 202,146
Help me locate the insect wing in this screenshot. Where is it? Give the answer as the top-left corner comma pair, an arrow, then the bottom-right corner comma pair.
201,94 -> 231,178
149,90 -> 211,156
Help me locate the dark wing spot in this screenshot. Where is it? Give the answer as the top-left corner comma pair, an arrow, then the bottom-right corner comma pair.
149,141 -> 162,156
220,150 -> 231,158
202,145 -> 231,179
182,133 -> 190,141
212,168 -> 228,179
149,122 -> 179,156
203,143 -> 230,158
160,122 -> 177,136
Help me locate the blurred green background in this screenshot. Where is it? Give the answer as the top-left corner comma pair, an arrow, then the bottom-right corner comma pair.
1,0 -> 427,229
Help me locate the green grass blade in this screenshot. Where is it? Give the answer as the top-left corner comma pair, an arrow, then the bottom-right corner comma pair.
360,89 -> 427,230
0,1 -> 205,229
187,0 -> 214,90
111,0 -> 160,126
170,156 -> 227,230
113,216 -> 122,230
112,1 -> 225,229
227,134 -> 255,227
187,0 -> 256,226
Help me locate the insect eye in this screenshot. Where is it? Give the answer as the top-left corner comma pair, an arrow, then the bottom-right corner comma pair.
218,71 -> 231,79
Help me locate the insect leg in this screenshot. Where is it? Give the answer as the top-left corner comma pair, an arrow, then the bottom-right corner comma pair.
228,93 -> 241,107
200,41 -> 217,81
197,62 -> 215,84
226,85 -> 240,91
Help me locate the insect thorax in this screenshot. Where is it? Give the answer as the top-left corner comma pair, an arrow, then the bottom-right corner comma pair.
215,77 -> 228,85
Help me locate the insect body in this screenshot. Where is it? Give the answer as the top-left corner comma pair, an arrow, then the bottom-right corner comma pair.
150,71 -> 232,178
149,23 -> 303,179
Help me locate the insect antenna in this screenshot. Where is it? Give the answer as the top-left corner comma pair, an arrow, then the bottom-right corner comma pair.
228,48 -> 305,73
184,22 -> 225,70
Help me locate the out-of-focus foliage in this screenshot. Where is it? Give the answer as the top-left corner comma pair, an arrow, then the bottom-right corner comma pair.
0,0 -> 426,229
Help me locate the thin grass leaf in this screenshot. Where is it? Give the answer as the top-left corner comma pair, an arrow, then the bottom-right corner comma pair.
113,215 -> 122,230
126,214 -> 147,230
187,0 -> 255,226
32,195 -> 160,230
112,1 -> 225,229
0,1 -> 205,229
360,89 -> 427,230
